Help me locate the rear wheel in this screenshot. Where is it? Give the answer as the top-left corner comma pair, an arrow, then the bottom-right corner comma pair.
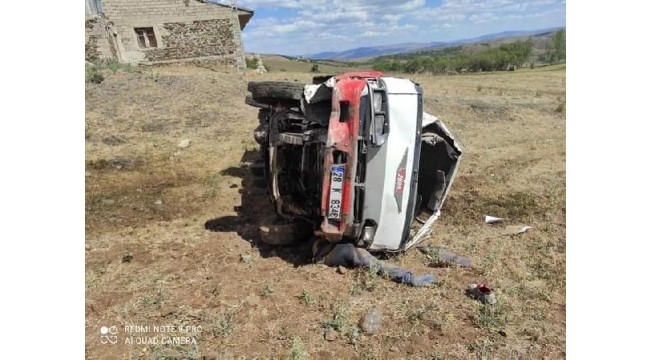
245,95 -> 269,108
247,81 -> 305,105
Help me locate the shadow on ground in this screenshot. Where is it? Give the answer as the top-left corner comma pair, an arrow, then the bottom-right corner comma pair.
204,150 -> 314,267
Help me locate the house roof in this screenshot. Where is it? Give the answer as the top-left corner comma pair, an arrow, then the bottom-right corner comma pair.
205,0 -> 254,14
204,0 -> 254,29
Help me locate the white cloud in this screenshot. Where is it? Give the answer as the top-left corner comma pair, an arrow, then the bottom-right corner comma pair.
382,14 -> 403,25
237,0 -> 302,8
273,20 -> 319,33
469,12 -> 497,23
239,0 -> 565,55
314,11 -> 369,22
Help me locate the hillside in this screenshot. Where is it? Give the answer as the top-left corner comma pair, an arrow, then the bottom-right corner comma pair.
307,27 -> 564,60
251,54 -> 372,74
375,30 -> 559,62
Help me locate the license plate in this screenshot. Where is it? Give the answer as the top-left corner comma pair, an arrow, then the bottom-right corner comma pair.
328,165 -> 345,220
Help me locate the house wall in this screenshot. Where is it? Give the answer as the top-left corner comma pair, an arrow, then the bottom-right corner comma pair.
101,0 -> 240,64
86,15 -> 118,62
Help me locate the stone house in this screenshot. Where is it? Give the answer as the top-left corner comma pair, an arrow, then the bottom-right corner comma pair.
85,0 -> 254,65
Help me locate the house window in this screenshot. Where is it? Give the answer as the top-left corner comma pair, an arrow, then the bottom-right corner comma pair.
134,27 -> 157,48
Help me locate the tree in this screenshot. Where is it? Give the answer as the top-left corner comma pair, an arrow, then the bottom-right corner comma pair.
552,29 -> 566,63
542,29 -> 566,64
517,38 -> 534,67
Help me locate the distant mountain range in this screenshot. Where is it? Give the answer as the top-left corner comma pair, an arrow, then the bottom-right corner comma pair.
306,27 -> 565,60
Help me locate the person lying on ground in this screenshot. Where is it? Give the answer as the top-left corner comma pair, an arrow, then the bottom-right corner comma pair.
311,239 -> 435,287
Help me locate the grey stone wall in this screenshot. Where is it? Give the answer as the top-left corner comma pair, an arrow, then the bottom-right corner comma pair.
86,24 -> 100,61
86,16 -> 117,62
143,19 -> 235,62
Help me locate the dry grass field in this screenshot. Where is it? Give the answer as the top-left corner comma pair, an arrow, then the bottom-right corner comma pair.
257,55 -> 373,73
85,62 -> 565,359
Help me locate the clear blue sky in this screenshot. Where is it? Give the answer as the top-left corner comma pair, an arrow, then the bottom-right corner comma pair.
233,0 -> 566,56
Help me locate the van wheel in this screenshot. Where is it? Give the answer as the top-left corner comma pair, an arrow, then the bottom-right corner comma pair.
248,81 -> 305,105
245,95 -> 269,108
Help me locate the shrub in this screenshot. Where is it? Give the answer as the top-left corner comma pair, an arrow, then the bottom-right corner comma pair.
86,67 -> 104,84
288,337 -> 308,360
245,57 -> 259,69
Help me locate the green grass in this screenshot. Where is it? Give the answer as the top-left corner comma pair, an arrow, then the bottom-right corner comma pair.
245,57 -> 259,69
214,309 -> 235,337
473,303 -> 507,330
140,285 -> 164,306
467,337 -> 498,358
350,266 -> 380,294
288,336 -> 308,360
86,66 -> 105,84
347,325 -> 361,346
85,60 -> 154,87
321,304 -> 350,332
296,290 -> 315,305
260,284 -> 275,297
407,303 -> 438,324
202,173 -> 221,199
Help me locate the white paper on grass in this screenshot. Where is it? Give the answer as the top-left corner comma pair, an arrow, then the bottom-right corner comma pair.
504,225 -> 533,235
485,215 -> 506,224
516,225 -> 533,234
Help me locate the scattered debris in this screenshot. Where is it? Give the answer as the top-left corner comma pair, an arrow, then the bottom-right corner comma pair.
467,283 -> 497,305
154,199 -> 163,205
360,308 -> 381,334
324,328 -> 337,341
504,225 -> 533,235
485,215 -> 506,224
240,254 -> 253,265
417,245 -> 472,267
122,252 -> 134,263
178,139 -> 191,149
